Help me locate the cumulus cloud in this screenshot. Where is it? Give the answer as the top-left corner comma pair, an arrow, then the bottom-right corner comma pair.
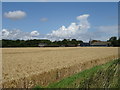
30,31 -> 40,36
4,10 -> 26,20
0,29 -> 40,40
2,29 -> 9,37
46,14 -> 90,41
40,18 -> 48,22
76,14 -> 90,30
1,13 -> 117,41
46,14 -> 117,41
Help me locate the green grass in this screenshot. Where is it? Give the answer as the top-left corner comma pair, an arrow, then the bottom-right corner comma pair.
35,59 -> 120,88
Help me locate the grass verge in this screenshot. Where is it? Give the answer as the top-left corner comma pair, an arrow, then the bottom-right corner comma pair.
35,59 -> 120,88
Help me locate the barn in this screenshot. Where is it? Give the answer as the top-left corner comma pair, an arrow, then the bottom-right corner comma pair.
80,40 -> 111,47
80,42 -> 90,47
38,43 -> 47,47
91,41 -> 111,47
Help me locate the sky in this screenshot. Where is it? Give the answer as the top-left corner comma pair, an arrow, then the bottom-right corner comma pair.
2,0 -> 120,2
1,2 -> 118,41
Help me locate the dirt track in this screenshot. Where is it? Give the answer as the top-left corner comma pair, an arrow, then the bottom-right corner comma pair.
2,47 -> 119,88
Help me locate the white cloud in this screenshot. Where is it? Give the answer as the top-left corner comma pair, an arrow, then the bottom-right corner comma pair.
30,31 -> 40,36
1,13 -> 118,41
1,29 -> 40,40
2,29 -> 9,37
1,25 -> 117,41
46,14 -> 90,41
4,10 -> 26,20
76,14 -> 90,30
46,14 -> 117,41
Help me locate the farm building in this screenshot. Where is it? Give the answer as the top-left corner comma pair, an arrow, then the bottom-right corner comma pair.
80,42 -> 90,47
38,43 -> 47,47
80,40 -> 111,47
91,41 -> 111,47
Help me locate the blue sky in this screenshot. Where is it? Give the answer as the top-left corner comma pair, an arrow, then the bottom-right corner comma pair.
2,2 -> 118,41
2,0 -> 120,2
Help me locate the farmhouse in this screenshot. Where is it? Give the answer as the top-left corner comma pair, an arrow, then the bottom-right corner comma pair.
38,43 -> 47,47
80,40 -> 111,47
80,42 -> 90,47
91,41 -> 111,47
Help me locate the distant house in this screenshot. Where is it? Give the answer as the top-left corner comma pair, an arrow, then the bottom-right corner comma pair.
38,43 -> 47,47
60,45 -> 65,47
80,40 -> 111,47
77,44 -> 80,47
80,42 -> 90,47
91,41 -> 111,47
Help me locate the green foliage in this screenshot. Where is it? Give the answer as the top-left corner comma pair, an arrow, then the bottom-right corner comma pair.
108,36 -> 120,47
33,85 -> 44,90
2,36 -> 120,47
38,59 -> 119,88
2,39 -> 83,47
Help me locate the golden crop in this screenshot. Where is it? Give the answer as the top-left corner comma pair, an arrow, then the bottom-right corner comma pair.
2,47 -> 119,88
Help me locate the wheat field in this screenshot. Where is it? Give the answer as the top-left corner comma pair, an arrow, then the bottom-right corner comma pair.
2,47 -> 119,88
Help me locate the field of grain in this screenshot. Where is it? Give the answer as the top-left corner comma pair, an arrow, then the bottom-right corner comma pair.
2,47 -> 119,88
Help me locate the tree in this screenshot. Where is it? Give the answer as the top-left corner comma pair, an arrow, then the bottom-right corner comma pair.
2,39 -> 83,47
109,37 -> 117,41
118,37 -> 120,46
108,36 -> 118,47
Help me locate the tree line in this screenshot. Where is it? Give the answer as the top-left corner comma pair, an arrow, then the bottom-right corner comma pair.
1,39 -> 83,47
107,36 -> 120,47
1,36 -> 120,47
